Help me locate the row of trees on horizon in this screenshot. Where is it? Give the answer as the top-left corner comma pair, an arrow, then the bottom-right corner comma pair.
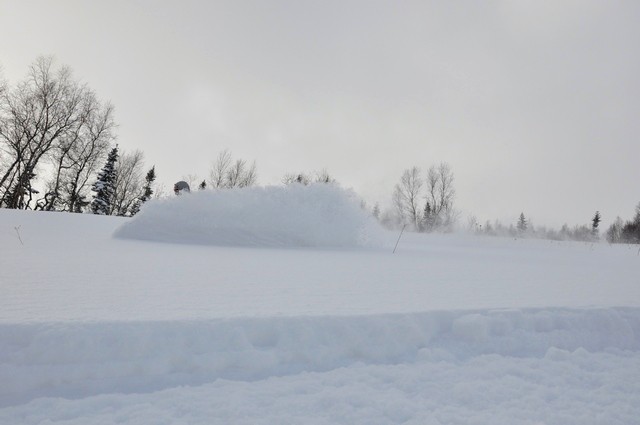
378,166 -> 640,244
2,57 -> 639,245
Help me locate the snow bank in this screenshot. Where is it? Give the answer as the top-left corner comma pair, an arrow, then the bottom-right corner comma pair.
2,308 -> 639,407
113,184 -> 387,248
5,342 -> 638,425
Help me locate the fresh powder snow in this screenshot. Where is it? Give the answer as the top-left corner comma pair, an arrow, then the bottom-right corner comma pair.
114,184 -> 387,248
1,185 -> 639,424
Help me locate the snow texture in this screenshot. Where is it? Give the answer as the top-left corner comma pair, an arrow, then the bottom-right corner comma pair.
114,184 -> 387,248
1,202 -> 640,424
2,309 -> 640,410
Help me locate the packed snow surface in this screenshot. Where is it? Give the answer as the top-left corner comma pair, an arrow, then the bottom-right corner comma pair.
114,184 -> 386,248
1,202 -> 640,424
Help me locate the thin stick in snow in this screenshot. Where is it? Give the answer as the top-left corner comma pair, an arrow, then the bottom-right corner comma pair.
14,226 -> 24,245
393,224 -> 406,254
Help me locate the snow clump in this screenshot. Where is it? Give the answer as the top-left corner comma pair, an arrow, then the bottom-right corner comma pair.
114,184 -> 387,248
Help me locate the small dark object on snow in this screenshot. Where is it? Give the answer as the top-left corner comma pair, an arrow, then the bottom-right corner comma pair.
174,181 -> 191,195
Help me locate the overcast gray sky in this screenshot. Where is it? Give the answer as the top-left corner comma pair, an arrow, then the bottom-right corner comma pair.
1,0 -> 638,228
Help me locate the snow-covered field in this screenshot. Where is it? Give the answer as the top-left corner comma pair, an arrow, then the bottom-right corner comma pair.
1,186 -> 639,424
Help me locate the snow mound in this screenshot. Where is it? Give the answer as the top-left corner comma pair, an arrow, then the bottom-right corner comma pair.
2,308 -> 639,408
113,184 -> 387,248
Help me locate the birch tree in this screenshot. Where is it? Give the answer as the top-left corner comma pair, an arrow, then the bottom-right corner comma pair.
393,166 -> 423,230
0,57 -> 115,210
208,149 -> 257,189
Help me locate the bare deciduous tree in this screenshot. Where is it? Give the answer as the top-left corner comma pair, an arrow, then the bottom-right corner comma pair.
282,169 -> 336,185
110,149 -> 145,216
1,58 -> 84,208
393,166 -> 423,230
153,183 -> 167,199
391,163 -> 458,232
0,57 -> 115,210
227,159 -> 256,188
208,149 -> 257,189
282,173 -> 311,185
606,217 -> 624,243
38,97 -> 115,212
208,150 -> 232,188
425,162 -> 457,230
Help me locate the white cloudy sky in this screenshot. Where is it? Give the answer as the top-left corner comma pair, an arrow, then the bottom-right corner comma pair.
1,0 -> 638,227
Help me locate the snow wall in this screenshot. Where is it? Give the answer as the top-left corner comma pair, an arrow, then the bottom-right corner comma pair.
114,184 -> 388,248
2,308 -> 639,407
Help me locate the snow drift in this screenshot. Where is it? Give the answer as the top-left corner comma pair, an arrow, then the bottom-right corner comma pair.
114,184 -> 386,248
3,308 -> 639,408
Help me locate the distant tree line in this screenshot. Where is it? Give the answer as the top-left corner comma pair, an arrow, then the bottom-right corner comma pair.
467,211 -> 602,242
605,204 -> 640,244
180,149 -> 339,193
463,207 -> 640,245
4,58 -> 638,239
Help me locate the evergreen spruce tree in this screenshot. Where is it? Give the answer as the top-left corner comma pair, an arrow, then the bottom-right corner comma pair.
372,203 -> 380,220
90,146 -> 118,215
422,202 -> 435,232
130,166 -> 156,216
199,180 -> 207,190
517,213 -> 528,233
591,211 -> 601,237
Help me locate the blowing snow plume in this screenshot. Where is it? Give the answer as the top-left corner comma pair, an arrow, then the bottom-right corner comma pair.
114,184 -> 386,248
